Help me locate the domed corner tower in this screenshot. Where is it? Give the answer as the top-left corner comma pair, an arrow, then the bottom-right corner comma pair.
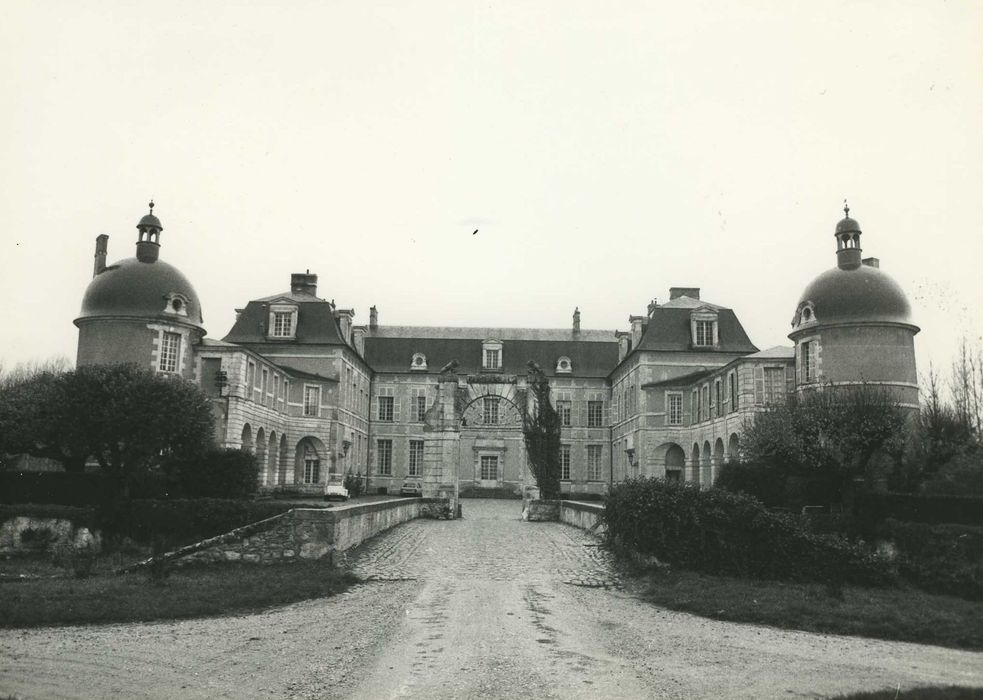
788,204 -> 919,408
74,202 -> 206,379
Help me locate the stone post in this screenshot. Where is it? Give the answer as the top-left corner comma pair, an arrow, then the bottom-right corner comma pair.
422,363 -> 462,516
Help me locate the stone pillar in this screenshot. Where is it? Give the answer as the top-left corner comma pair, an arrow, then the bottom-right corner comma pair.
423,367 -> 462,516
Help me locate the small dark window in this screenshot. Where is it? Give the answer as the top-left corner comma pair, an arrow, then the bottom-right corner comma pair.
171,298 -> 183,312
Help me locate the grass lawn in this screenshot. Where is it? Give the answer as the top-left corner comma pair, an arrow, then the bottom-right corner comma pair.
832,688 -> 983,699
0,557 -> 357,628
633,568 -> 983,651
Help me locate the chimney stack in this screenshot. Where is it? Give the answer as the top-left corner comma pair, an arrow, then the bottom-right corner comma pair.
572,307 -> 581,333
862,257 -> 880,269
369,305 -> 378,330
93,235 -> 108,277
290,271 -> 318,297
647,298 -> 658,316
669,287 -> 700,301
335,308 -> 355,343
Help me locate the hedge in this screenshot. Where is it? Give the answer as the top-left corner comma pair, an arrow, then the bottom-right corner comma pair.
0,472 -> 114,506
855,492 -> 983,526
601,478 -> 893,587
0,499 -> 297,547
877,519 -> 983,600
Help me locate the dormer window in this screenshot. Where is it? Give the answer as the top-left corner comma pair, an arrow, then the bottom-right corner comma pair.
690,307 -> 719,348
162,293 -> 190,318
410,353 -> 428,371
793,301 -> 817,328
268,304 -> 298,339
482,340 -> 503,371
555,356 -> 572,374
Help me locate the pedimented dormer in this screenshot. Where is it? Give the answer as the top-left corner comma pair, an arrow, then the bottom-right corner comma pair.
690,305 -> 719,348
791,300 -> 817,329
267,301 -> 299,339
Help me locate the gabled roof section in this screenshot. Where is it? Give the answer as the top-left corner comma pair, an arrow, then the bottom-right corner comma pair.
363,333 -> 619,377
641,369 -> 714,389
222,298 -> 347,346
254,290 -> 321,303
635,306 -> 758,353
744,345 -> 795,360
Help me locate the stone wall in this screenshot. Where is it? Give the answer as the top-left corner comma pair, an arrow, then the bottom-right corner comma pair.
0,516 -> 102,556
127,497 -> 441,570
559,500 -> 605,535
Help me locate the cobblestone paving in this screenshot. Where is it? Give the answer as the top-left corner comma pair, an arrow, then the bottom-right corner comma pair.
348,499 -> 622,589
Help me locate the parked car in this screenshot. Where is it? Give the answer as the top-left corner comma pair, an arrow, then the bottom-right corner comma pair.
324,474 -> 350,501
400,479 -> 423,496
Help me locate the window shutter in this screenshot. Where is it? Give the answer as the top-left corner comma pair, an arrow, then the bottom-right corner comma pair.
754,366 -> 764,405
393,395 -> 401,422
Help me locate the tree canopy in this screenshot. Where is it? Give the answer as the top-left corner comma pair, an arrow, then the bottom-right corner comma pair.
522,361 -> 561,500
0,363 -> 215,493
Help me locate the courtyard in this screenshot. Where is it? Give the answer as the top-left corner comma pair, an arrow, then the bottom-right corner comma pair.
1,499 -> 981,699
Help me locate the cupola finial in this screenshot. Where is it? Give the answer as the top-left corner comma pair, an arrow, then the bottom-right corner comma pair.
149,199 -> 155,215
843,199 -> 850,218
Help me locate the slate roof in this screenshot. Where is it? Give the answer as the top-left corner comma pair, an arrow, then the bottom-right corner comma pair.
222,299 -> 347,346
641,369 -> 715,389
635,305 -> 758,354
363,330 -> 619,378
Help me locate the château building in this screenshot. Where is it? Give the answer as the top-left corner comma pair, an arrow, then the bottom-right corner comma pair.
74,204 -> 919,496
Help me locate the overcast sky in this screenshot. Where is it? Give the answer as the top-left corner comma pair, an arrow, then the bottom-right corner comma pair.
2,1 -> 981,379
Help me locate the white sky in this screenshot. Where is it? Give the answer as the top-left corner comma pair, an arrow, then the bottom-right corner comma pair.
2,1 -> 981,378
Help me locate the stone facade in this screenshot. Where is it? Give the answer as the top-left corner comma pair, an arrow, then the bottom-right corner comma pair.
75,205 -> 919,496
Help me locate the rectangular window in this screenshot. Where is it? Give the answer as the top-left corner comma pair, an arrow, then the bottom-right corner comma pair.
701,386 -> 709,421
715,380 -> 723,417
557,400 -> 571,427
246,361 -> 255,390
272,311 -> 293,337
377,439 -> 393,476
484,349 -> 501,370
803,342 -> 815,382
408,440 -> 424,477
273,375 -> 280,407
261,369 -> 269,406
729,372 -> 738,413
692,390 -> 699,422
764,367 -> 785,403
560,444 -> 571,480
303,456 -> 320,484
159,332 -> 180,373
303,386 -> 320,417
695,320 -> 714,346
483,397 -> 500,424
587,445 -> 602,481
667,393 -> 683,425
480,455 -> 498,480
587,401 -> 603,427
378,396 -> 394,422
415,395 -> 427,422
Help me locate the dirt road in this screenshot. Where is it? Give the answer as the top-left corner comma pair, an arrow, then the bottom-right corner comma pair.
1,499 -> 981,699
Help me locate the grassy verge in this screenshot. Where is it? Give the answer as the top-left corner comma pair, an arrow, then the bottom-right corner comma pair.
833,688 -> 983,699
0,559 -> 357,628
633,568 -> 983,651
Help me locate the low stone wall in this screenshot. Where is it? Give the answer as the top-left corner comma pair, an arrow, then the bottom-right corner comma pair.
0,516 -> 101,556
522,499 -> 560,521
559,500 -> 605,535
125,497 -> 443,570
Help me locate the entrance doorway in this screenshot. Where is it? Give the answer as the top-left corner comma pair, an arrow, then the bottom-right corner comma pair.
479,454 -> 499,487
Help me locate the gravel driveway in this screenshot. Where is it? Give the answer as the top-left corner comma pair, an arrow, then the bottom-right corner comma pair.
1,499 -> 981,699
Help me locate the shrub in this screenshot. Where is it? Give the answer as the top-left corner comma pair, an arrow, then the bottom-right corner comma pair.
98,498 -> 294,546
855,492 -> 983,526
169,448 -> 259,499
344,472 -> 365,499
602,478 -> 892,587
0,504 -> 96,529
0,472 -> 112,506
877,519 -> 983,600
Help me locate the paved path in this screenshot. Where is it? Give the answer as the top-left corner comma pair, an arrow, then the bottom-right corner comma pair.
2,500 -> 982,699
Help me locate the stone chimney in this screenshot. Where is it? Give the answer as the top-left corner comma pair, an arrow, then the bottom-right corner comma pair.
647,298 -> 658,316
629,315 -> 646,350
93,234 -> 108,277
352,326 -> 366,355
572,307 -> 581,333
669,287 -> 700,301
335,308 -> 355,343
862,257 -> 880,268
291,271 -> 318,297
616,330 -> 631,362
369,305 -> 378,330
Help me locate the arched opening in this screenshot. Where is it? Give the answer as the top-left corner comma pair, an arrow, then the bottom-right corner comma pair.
727,433 -> 740,463
712,438 -> 725,486
278,434 -> 288,485
255,428 -> 267,484
295,436 -> 327,488
267,431 -> 278,486
241,423 -> 253,453
664,443 -> 685,483
690,443 -> 701,486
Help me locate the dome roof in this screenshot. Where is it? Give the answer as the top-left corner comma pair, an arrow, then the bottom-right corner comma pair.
835,216 -> 861,235
138,213 -> 162,230
76,257 -> 205,330
794,264 -> 913,329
